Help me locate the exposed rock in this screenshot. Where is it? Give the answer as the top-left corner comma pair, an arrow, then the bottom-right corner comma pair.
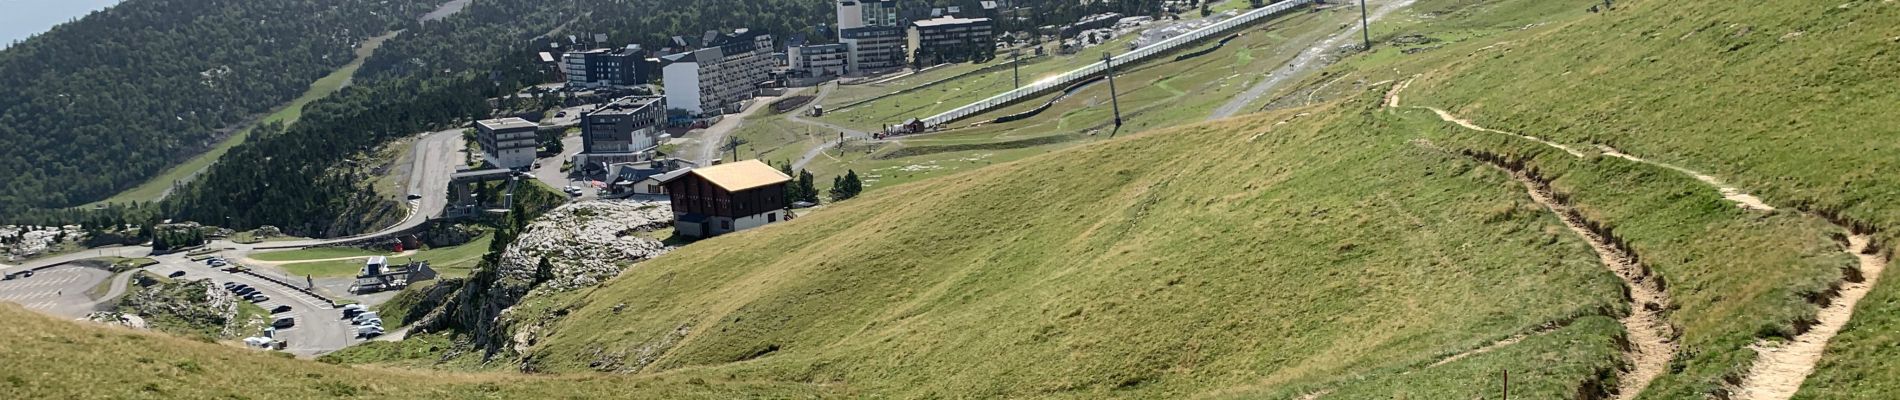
413,200 -> 674,361
118,277 -> 244,338
499,201 -> 673,293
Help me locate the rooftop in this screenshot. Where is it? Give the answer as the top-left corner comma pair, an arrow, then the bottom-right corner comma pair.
666,159 -> 789,192
913,16 -> 992,28
585,96 -> 664,117
476,118 -> 537,131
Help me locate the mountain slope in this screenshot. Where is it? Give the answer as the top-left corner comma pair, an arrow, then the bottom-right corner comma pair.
0,0 -> 434,214
517,94 -> 1639,398
2,0 -> 1895,399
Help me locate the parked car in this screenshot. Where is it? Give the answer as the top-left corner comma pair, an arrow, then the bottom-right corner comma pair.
351,312 -> 380,325
222,282 -> 237,289
359,318 -> 383,327
356,325 -> 385,338
341,304 -> 366,319
271,317 -> 295,329
248,294 -> 270,303
167,270 -> 187,278
270,305 -> 293,314
406,193 -> 422,200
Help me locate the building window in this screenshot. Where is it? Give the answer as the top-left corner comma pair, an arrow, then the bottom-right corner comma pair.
721,220 -> 733,230
767,213 -> 778,223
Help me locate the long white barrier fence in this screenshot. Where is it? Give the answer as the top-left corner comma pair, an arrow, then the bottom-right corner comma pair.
919,0 -> 1317,128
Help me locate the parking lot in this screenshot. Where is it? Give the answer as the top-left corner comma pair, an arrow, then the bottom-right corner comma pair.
143,254 -> 361,357
0,266 -> 113,317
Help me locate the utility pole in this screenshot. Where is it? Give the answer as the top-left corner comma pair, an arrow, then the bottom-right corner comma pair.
1012,50 -> 1021,88
1103,52 -> 1124,136
1502,369 -> 1509,400
1360,0 -> 1372,50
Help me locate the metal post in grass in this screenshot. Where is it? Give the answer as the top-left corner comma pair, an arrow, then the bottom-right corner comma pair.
1360,0 -> 1372,50
1012,50 -> 1021,88
1102,52 -> 1123,137
1502,368 -> 1509,399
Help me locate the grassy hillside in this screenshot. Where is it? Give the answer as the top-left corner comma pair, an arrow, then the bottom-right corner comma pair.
2,0 -> 1895,398
522,93 -> 1640,398
0,304 -> 830,398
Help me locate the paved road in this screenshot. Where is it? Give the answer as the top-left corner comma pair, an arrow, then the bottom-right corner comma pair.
0,266 -> 114,318
691,97 -> 780,165
0,246 -> 152,277
1209,0 -> 1418,120
1,126 -> 465,354
786,84 -> 872,171
418,0 -> 472,22
533,135 -> 588,198
236,127 -> 464,251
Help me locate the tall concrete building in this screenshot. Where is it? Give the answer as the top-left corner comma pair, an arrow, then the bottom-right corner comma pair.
836,0 -> 900,30
908,16 -> 994,65
475,118 -> 539,170
837,0 -> 906,74
577,96 -> 666,168
562,46 -> 653,88
661,29 -> 775,115
788,43 -> 849,77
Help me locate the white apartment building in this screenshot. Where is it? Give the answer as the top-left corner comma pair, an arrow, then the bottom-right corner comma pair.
661,30 -> 775,115
474,118 -> 539,170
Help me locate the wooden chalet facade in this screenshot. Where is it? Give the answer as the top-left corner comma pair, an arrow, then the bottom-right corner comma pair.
660,160 -> 793,238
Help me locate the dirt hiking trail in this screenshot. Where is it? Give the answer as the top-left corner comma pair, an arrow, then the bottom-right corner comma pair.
1734,234 -> 1888,400
1475,155 -> 1677,400
1595,145 -> 1775,212
1406,96 -> 1884,399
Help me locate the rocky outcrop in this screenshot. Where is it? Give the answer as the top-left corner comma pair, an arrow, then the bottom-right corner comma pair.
498,201 -> 673,292
412,200 -> 674,361
118,277 -> 243,338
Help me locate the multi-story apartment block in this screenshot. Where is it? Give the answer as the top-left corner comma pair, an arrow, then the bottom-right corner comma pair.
577,96 -> 666,168
788,43 -> 849,77
562,46 -> 654,88
475,118 -> 539,170
837,0 -> 907,74
907,16 -> 995,65
661,29 -> 775,115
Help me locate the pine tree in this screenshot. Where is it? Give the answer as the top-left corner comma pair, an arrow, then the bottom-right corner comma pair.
797,170 -> 819,204
830,170 -> 864,201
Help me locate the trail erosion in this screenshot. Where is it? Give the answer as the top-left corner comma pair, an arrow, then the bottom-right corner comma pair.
1733,233 -> 1888,400
1407,98 -> 1886,399
1458,150 -> 1678,400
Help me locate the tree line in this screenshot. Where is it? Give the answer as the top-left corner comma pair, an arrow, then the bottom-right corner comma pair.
0,0 -> 440,217
9,0 -> 1167,235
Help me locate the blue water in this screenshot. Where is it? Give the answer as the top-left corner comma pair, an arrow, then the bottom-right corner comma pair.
0,0 -> 121,49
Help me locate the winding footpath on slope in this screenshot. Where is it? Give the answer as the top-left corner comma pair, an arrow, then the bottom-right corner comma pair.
1463,150 -> 1678,400
1394,83 -> 1684,397
1397,80 -> 1889,399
